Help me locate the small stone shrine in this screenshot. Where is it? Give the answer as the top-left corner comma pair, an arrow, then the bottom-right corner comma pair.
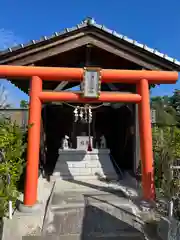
52,104 -> 118,180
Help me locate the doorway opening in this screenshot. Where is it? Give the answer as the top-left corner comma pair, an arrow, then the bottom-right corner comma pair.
41,103 -> 134,178
95,105 -> 134,174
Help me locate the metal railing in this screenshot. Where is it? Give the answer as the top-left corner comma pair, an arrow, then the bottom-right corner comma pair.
109,153 -> 124,180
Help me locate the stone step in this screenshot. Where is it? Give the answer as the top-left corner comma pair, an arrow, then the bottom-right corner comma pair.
51,174 -> 118,181
42,205 -> 145,239
51,176 -> 119,181
50,192 -> 135,208
23,233 -> 146,239
52,179 -> 126,190
53,149 -> 118,181
42,190 -> 144,237
41,178 -> 146,240
54,167 -> 116,174
51,180 -> 137,198
40,233 -> 146,240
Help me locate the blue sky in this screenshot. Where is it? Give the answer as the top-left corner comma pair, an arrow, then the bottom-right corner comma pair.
0,0 -> 180,107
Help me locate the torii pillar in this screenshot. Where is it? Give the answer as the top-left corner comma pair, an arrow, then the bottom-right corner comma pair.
137,79 -> 155,200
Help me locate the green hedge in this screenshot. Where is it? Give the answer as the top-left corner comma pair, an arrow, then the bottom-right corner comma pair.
0,117 -> 27,218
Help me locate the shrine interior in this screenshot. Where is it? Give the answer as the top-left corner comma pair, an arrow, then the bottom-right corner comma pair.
36,46 -> 140,179
41,101 -> 135,177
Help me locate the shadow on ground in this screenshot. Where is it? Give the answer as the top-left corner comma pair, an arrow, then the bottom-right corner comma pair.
81,204 -> 143,239
43,203 -> 145,240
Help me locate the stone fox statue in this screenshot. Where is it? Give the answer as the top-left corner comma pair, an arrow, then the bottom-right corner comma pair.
61,135 -> 69,150
100,135 -> 106,149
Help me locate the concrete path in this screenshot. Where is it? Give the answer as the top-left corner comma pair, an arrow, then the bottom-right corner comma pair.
2,176 -> 160,239
41,179 -> 147,239
2,177 -> 54,240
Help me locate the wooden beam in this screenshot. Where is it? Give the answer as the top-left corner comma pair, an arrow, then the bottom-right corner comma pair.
0,34 -> 168,70
0,32 -> 85,65
51,81 -> 69,104
54,81 -> 68,91
89,31 -> 179,71
0,65 -> 177,84
88,37 -> 160,70
39,91 -> 142,103
107,83 -> 119,91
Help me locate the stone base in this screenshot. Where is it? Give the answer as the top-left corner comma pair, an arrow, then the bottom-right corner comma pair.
18,201 -> 41,213
2,214 -> 42,240
52,149 -> 118,180
157,216 -> 180,240
42,191 -> 144,239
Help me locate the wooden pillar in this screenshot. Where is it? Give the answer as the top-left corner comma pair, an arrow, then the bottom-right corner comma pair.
137,79 -> 155,200
24,76 -> 42,206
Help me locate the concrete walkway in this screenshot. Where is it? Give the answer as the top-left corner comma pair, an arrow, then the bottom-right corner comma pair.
2,176 -> 160,239
2,177 -> 54,240
41,179 -> 147,239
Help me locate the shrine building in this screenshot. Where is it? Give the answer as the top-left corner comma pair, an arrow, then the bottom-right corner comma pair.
0,18 -> 178,210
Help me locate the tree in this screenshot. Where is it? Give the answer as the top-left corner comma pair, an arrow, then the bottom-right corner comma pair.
169,89 -> 180,124
20,100 -> 29,109
151,95 -> 177,125
153,126 -> 180,218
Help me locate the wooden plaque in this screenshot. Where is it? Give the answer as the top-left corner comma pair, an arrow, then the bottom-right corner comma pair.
82,68 -> 101,98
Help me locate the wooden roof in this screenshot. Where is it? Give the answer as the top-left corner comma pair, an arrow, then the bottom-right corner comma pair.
0,17 -> 180,70
0,17 -> 179,94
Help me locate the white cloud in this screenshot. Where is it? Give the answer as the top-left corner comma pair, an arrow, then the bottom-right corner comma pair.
0,28 -> 23,50
0,83 -> 8,107
0,29 -> 28,107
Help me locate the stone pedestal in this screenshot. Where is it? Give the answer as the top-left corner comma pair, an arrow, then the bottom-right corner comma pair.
52,149 -> 118,180
76,136 -> 93,150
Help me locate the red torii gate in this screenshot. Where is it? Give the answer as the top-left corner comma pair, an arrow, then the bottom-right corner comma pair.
0,65 -> 178,210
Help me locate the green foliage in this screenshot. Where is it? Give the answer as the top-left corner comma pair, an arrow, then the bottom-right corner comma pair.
151,90 -> 180,125
151,96 -> 177,125
0,117 -> 27,217
149,83 -> 156,89
152,126 -> 180,199
169,89 -> 180,123
20,100 -> 29,109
